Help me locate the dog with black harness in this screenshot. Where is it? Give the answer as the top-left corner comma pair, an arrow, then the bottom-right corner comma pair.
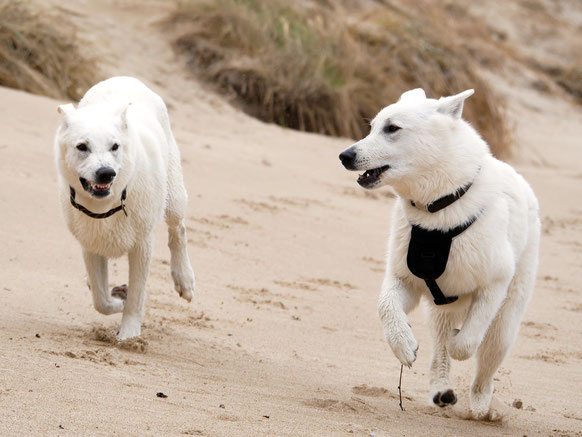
339,88 -> 540,419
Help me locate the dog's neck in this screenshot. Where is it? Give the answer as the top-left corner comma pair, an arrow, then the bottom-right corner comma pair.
393,163 -> 481,211
69,186 -> 128,219
409,168 -> 479,213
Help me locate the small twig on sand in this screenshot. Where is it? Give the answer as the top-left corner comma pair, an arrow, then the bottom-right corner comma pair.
398,364 -> 405,411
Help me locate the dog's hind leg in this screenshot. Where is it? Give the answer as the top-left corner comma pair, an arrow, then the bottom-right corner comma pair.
118,235 -> 154,340
165,148 -> 195,302
428,307 -> 462,408
447,274 -> 511,362
470,239 -> 538,419
83,250 -> 124,315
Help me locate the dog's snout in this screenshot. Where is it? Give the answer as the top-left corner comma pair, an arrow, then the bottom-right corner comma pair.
339,148 -> 357,170
95,167 -> 116,184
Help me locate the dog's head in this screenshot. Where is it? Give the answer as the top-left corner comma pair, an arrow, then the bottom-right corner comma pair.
55,103 -> 132,199
339,88 -> 476,190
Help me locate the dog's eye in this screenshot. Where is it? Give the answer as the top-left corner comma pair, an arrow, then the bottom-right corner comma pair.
383,124 -> 401,134
76,143 -> 88,152
111,143 -> 119,151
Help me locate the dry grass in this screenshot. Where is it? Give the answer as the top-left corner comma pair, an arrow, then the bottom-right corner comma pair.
555,63 -> 582,103
0,0 -> 100,100
529,60 -> 582,104
168,0 -> 512,158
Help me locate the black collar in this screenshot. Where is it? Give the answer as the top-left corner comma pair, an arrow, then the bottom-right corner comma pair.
69,186 -> 128,219
410,169 -> 479,213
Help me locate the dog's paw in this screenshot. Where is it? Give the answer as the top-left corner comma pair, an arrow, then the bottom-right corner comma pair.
172,267 -> 195,303
385,324 -> 419,367
470,407 -> 503,422
111,284 -> 128,300
448,328 -> 478,361
94,297 -> 125,315
432,389 -> 457,408
117,319 -> 141,341
175,283 -> 194,302
470,381 -> 497,421
109,298 -> 125,314
470,396 -> 502,422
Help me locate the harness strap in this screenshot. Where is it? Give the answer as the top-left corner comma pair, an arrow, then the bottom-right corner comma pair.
69,186 -> 128,219
424,279 -> 458,305
422,216 -> 477,305
446,216 -> 477,238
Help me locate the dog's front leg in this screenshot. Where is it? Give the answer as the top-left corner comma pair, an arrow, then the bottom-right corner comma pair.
447,279 -> 510,361
378,275 -> 421,367
118,235 -> 153,340
83,250 -> 124,315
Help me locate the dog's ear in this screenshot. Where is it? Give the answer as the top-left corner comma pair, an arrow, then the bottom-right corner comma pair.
116,103 -> 132,131
437,89 -> 474,119
57,104 -> 76,127
399,88 -> 426,102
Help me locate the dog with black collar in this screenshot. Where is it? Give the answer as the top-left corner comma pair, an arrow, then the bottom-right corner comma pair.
339,89 -> 540,419
54,76 -> 196,340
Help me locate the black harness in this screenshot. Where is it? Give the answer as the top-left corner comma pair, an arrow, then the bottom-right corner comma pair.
69,186 -> 128,219
406,180 -> 478,305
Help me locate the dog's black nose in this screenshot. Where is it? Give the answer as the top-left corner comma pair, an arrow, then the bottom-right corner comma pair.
95,167 -> 116,184
339,149 -> 357,169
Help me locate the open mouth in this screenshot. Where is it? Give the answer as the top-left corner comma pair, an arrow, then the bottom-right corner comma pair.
80,177 -> 112,198
357,165 -> 390,188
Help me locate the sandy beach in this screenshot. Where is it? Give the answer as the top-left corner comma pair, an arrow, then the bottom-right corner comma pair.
1,1 -> 581,436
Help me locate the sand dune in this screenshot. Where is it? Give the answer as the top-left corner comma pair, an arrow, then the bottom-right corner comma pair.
1,1 -> 581,436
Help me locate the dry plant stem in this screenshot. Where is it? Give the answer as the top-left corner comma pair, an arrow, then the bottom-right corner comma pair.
398,364 -> 405,411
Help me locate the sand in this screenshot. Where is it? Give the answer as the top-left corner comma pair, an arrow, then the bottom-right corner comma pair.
1,1 -> 581,436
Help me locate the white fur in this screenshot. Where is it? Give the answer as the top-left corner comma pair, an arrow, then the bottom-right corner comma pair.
340,89 -> 540,418
54,76 -> 196,340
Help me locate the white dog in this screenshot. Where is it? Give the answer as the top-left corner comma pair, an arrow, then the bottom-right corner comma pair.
339,89 -> 540,418
54,76 -> 195,340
